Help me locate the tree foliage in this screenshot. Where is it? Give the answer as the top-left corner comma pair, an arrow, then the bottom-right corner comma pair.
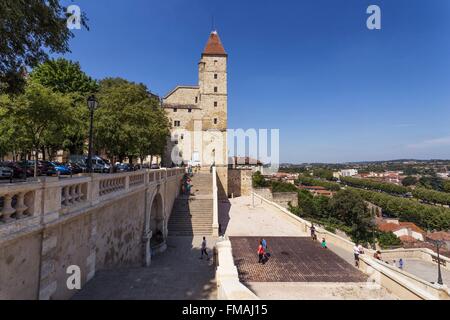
0,0 -> 87,94
297,176 -> 341,191
252,171 -> 270,188
30,58 -> 98,154
0,81 -> 72,174
377,231 -> 402,249
402,176 -> 418,187
31,58 -> 98,95
94,78 -> 170,163
352,188 -> 450,231
341,176 -> 409,195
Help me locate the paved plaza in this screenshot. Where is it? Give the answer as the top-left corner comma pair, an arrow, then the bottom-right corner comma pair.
220,196 -> 308,237
401,259 -> 450,287
229,236 -> 368,283
73,236 -> 217,300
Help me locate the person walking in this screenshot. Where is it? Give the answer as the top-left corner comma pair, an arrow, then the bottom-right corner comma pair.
353,243 -> 361,267
261,238 -> 267,251
257,241 -> 265,264
310,224 -> 317,241
374,250 -> 382,261
399,258 -> 404,270
321,238 -> 328,249
200,237 -> 209,260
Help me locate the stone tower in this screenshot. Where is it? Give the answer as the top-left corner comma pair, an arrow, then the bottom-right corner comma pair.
163,31 -> 229,198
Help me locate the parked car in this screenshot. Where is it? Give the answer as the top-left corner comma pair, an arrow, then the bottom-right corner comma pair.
150,164 -> 160,170
115,163 -> 132,172
0,164 -> 13,179
2,162 -> 30,178
17,161 -> 42,177
51,162 -> 72,175
68,162 -> 85,174
39,161 -> 58,176
86,156 -> 110,173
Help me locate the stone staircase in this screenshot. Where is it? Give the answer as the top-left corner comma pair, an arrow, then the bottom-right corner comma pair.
168,173 -> 214,236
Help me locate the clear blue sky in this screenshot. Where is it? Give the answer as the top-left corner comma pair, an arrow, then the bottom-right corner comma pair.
60,0 -> 450,163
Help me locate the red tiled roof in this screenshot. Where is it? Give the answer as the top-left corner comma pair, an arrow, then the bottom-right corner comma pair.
203,31 -> 227,56
377,221 -> 425,234
398,222 -> 425,234
399,235 -> 418,243
378,223 -> 399,233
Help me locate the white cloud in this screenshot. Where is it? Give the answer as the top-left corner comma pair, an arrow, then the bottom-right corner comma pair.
407,136 -> 450,149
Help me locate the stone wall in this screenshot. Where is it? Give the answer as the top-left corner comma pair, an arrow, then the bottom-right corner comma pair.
272,192 -> 298,208
253,188 -> 297,208
0,168 -> 184,300
228,169 -> 252,198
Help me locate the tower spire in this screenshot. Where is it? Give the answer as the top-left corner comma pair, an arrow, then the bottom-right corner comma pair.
202,30 -> 227,56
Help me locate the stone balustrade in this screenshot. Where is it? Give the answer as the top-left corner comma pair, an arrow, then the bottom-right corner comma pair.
98,176 -> 126,196
61,181 -> 88,208
129,172 -> 145,188
0,183 -> 41,224
0,168 -> 184,238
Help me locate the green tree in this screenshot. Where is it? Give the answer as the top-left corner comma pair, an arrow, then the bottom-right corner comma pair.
377,231 -> 402,249
30,58 -> 99,154
444,181 -> 450,193
95,78 -> 169,163
0,0 -> 88,94
31,58 -> 98,95
252,171 -> 270,188
402,176 -> 418,187
329,189 -> 375,243
0,81 -> 72,175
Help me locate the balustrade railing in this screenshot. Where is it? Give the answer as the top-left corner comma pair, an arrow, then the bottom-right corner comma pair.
99,176 -> 126,196
129,173 -> 145,188
0,185 -> 37,223
61,182 -> 88,208
0,168 -> 185,231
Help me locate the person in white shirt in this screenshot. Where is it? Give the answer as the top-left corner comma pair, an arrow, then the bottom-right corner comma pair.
358,244 -> 364,255
353,244 -> 361,267
200,237 -> 209,260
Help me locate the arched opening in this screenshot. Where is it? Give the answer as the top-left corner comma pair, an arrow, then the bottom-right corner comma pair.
150,193 -> 165,248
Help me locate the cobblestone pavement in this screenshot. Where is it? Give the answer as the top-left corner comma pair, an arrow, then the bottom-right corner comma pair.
229,236 -> 368,283
72,236 -> 217,300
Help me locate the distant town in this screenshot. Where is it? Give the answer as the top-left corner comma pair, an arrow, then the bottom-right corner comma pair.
249,159 -> 450,259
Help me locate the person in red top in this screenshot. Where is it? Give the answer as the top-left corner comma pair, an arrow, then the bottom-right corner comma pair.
257,241 -> 265,264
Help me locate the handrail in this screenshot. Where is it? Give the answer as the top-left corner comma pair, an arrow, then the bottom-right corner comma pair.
212,166 -> 219,237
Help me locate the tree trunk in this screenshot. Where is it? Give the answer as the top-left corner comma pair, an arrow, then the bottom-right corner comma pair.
34,149 -> 38,178
42,147 -> 46,161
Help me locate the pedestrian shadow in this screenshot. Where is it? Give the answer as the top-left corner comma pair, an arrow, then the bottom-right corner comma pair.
218,198 -> 231,236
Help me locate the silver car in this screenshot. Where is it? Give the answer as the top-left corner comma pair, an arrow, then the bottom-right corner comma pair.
0,165 -> 13,179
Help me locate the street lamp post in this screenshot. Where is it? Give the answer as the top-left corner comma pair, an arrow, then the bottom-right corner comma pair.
435,240 -> 444,285
87,95 -> 98,174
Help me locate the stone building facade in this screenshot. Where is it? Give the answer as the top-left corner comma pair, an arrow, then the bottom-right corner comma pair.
163,31 -> 228,198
